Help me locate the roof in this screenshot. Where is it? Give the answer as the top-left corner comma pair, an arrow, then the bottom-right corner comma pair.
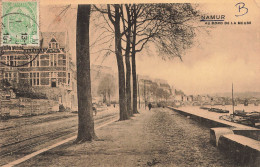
0,32 -> 66,49
41,32 -> 66,48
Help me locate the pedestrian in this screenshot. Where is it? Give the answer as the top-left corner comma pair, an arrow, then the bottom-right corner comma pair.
92,104 -> 97,116
148,103 -> 152,111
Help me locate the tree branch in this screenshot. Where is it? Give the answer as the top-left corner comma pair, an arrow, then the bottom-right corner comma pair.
107,5 -> 115,25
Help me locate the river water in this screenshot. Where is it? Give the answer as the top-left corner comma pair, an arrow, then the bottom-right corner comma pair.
175,104 -> 260,128
204,104 -> 260,113
176,104 -> 259,121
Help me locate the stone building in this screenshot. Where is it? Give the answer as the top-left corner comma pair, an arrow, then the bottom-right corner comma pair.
0,32 -> 77,110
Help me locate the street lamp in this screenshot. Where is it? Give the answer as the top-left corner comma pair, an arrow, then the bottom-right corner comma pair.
144,79 -> 146,109
137,75 -> 141,109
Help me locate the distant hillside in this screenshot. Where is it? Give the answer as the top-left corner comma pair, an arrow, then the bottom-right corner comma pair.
209,92 -> 260,98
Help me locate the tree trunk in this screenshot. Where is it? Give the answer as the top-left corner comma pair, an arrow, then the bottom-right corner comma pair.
125,6 -> 133,116
113,5 -> 128,120
103,92 -> 106,103
132,7 -> 138,114
108,92 -> 111,104
132,49 -> 138,114
75,5 -> 96,142
125,54 -> 132,116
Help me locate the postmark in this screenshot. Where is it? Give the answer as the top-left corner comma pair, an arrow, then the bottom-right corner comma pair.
1,0 -> 39,46
0,0 -> 43,67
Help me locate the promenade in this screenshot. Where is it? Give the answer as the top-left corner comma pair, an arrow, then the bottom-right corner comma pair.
17,108 -> 240,167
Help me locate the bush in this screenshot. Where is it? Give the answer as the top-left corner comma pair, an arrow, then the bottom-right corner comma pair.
65,107 -> 71,112
15,91 -> 47,99
59,104 -> 66,112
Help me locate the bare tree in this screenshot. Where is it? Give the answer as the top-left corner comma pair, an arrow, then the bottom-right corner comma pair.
120,5 -> 133,116
131,4 -> 139,114
93,4 -> 200,117
129,4 -> 200,113
75,5 -> 96,142
93,5 -> 129,120
107,5 -> 129,120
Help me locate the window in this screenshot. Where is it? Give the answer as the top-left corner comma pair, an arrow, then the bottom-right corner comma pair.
30,72 -> 40,86
29,56 -> 40,67
40,78 -> 49,85
3,72 -> 16,81
40,55 -> 49,67
37,57 -> 40,66
14,56 -> 17,66
29,55 -> 33,67
68,73 -> 70,85
54,55 -> 57,66
51,78 -> 57,87
50,54 -> 57,66
20,72 -> 29,79
6,56 -> 9,65
40,72 -> 49,78
40,55 -> 49,59
50,72 -> 58,79
50,54 -> 53,66
58,54 -> 66,66
10,56 -> 15,66
5,55 -> 17,67
48,38 -> 59,49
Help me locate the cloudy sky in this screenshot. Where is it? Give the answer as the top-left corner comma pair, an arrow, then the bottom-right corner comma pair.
39,0 -> 260,95
136,1 -> 260,95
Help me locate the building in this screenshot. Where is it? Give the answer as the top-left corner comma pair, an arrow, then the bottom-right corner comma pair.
138,76 -> 173,103
159,83 -> 172,95
187,95 -> 193,102
0,32 -> 77,110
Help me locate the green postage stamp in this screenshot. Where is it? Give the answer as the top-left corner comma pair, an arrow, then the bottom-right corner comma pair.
1,0 -> 39,46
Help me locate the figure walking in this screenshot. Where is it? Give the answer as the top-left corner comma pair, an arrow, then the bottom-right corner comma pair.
148,103 -> 152,111
92,105 -> 97,116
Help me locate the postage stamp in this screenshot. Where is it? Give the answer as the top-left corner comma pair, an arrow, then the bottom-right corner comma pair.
1,0 -> 39,46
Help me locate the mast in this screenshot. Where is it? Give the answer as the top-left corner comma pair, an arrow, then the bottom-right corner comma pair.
138,75 -> 140,109
232,83 -> 234,115
144,80 -> 146,109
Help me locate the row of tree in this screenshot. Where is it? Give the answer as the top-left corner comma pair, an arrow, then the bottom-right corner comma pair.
76,4 -> 200,142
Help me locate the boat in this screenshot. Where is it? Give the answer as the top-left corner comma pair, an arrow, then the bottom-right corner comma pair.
233,110 -> 260,127
219,84 -> 260,128
200,106 -> 210,110
208,108 -> 229,113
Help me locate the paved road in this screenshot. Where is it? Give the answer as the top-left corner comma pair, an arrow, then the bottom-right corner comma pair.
17,108 -> 242,167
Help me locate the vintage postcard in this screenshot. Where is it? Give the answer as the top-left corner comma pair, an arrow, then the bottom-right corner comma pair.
0,0 -> 259,167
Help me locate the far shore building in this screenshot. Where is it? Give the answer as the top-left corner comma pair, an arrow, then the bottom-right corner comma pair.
138,75 -> 173,103
0,32 -> 77,110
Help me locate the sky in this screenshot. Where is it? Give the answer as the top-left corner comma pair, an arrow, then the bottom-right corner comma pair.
38,0 -> 260,95
135,1 -> 260,95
